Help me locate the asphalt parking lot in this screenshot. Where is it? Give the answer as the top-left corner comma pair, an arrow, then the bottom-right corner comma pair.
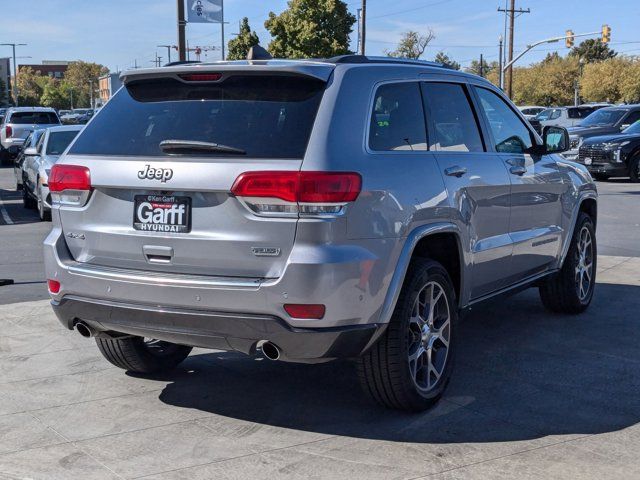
1,165 -> 640,479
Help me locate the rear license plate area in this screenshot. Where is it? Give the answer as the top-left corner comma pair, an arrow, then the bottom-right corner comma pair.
133,194 -> 191,233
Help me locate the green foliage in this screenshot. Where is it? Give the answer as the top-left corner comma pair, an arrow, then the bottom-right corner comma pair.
227,17 -> 260,61
511,56 -> 580,106
16,61 -> 107,108
0,78 -> 7,105
581,56 -> 640,103
570,39 -> 617,63
465,59 -> 498,77
386,30 -> 435,59
65,61 -> 108,107
433,51 -> 460,70
265,0 -> 356,58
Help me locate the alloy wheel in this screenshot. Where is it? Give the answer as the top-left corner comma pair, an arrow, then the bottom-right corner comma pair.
406,281 -> 451,392
575,226 -> 594,301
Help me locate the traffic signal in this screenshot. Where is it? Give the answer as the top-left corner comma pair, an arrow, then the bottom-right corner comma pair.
565,30 -> 574,48
602,24 -> 611,44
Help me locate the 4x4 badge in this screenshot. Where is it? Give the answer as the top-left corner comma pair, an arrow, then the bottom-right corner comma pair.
251,247 -> 281,257
138,165 -> 173,183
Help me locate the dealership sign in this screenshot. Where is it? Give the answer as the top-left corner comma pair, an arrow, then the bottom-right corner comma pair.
186,0 -> 223,23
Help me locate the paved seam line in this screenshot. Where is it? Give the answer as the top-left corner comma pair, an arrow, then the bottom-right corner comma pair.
131,435 -> 339,480
0,193 -> 14,225
407,433 -> 596,479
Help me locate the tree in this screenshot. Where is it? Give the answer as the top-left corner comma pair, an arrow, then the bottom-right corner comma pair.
16,67 -> 46,106
227,17 -> 260,60
41,79 -> 74,110
386,30 -> 435,59
581,56 -> 636,103
570,39 -> 617,63
511,56 -> 580,106
64,61 -> 108,107
265,0 -> 356,58
0,78 -> 7,106
433,51 -> 460,70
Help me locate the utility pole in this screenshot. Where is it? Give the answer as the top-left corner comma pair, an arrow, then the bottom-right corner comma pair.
88,80 -> 94,109
360,0 -> 367,55
498,1 -> 529,98
479,53 -> 484,77
157,44 -> 173,64
221,0 -> 225,60
177,0 -> 186,62
0,43 -> 27,106
498,36 -> 504,89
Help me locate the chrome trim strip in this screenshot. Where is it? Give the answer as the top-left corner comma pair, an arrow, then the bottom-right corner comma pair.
65,262 -> 267,290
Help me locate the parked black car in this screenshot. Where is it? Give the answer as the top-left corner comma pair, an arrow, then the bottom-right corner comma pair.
564,105 -> 640,161
578,119 -> 640,181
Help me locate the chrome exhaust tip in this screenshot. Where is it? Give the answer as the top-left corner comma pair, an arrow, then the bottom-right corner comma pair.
261,341 -> 281,361
75,321 -> 96,338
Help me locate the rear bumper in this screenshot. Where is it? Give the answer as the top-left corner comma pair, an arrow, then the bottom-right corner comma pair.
52,296 -> 381,362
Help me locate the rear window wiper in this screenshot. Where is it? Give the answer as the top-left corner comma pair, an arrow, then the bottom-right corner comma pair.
159,139 -> 246,155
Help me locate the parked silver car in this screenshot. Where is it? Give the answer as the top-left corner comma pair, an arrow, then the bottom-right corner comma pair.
0,107 -> 61,164
45,56 -> 597,411
13,128 -> 46,191
21,125 -> 83,221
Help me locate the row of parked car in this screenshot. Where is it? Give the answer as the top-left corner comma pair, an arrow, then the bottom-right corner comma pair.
0,106 -> 83,220
518,103 -> 640,182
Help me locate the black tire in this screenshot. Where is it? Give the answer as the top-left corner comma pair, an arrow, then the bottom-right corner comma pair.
37,184 -> 51,221
629,155 -> 640,183
592,173 -> 609,182
95,336 -> 192,374
539,212 -> 596,314
22,184 -> 36,209
358,258 -> 458,412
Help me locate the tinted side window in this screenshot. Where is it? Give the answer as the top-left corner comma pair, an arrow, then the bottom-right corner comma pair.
421,82 -> 484,152
623,110 -> 640,126
475,88 -> 533,154
550,109 -> 561,120
369,83 -> 427,151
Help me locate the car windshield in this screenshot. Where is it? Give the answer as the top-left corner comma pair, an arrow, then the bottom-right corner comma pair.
69,75 -> 326,158
534,109 -> 554,121
46,130 -> 80,155
580,109 -> 626,126
622,120 -> 640,135
9,111 -> 60,124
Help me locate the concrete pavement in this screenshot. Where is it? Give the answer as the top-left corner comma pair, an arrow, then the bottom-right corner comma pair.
0,256 -> 639,479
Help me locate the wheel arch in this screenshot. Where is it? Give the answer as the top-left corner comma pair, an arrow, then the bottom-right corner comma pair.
559,192 -> 598,268
378,223 -> 465,326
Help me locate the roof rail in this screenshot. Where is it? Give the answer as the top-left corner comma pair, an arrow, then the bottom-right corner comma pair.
325,55 -> 447,68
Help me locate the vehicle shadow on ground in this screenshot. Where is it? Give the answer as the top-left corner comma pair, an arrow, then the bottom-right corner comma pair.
0,186 -> 41,225
149,283 -> 640,443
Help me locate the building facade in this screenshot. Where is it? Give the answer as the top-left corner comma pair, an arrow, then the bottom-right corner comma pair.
0,57 -> 11,106
98,73 -> 123,107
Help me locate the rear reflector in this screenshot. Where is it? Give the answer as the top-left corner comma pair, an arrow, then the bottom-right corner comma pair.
231,171 -> 361,203
49,165 -> 91,192
178,73 -> 223,82
284,304 -> 326,319
47,279 -> 61,294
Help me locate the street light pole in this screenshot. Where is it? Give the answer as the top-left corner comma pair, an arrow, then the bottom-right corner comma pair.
0,43 -> 27,106
157,45 -> 173,64
177,0 -> 187,62
498,36 -> 504,89
360,0 -> 367,55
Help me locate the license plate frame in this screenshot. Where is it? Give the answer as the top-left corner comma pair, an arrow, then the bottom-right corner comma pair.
133,194 -> 192,233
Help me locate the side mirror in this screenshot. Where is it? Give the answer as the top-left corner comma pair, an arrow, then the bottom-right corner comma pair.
24,146 -> 38,156
541,125 -> 569,154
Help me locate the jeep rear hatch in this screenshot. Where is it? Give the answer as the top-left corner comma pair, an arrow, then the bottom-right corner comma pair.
56,69 -> 329,279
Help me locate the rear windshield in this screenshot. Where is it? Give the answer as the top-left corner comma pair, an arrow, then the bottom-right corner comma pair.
69,75 -> 326,158
46,130 -> 81,155
580,109 -> 626,126
9,111 -> 60,125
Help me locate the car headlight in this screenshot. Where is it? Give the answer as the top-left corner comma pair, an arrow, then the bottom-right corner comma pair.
602,140 -> 630,151
569,136 -> 581,150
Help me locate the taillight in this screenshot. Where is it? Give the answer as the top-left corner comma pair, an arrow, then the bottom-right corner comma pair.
49,165 -> 91,207
231,171 -> 361,216
178,73 -> 222,82
5,125 -> 12,138
284,304 -> 326,319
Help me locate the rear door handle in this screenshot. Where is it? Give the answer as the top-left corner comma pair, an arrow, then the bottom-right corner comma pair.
444,166 -> 467,178
509,166 -> 527,176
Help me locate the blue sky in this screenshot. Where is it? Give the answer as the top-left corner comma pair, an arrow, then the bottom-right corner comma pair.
2,0 -> 639,73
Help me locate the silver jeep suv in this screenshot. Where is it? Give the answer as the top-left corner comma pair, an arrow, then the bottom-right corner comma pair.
45,56 -> 597,411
